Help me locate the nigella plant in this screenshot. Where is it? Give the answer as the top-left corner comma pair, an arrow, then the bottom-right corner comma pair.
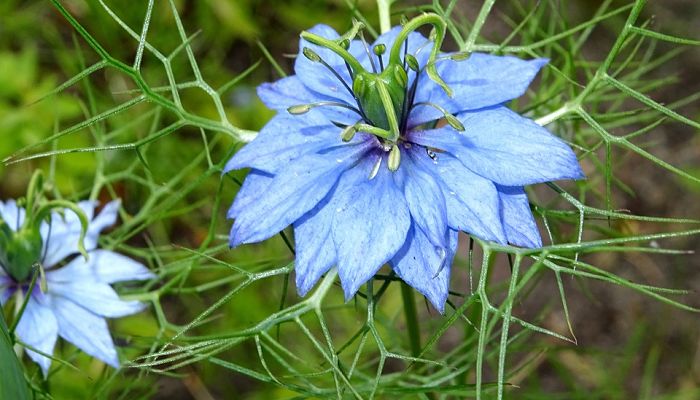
0,173 -> 153,376
225,14 -> 583,311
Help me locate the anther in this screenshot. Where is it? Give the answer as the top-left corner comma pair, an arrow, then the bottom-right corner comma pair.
405,54 -> 420,72
341,125 -> 357,142
388,144 -> 401,172
302,47 -> 321,62
287,101 -> 363,117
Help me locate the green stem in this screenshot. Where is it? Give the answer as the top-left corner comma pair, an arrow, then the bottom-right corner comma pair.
377,0 -> 391,34
400,282 -> 421,357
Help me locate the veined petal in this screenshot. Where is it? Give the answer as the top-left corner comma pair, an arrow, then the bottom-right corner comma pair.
257,76 -> 359,125
398,151 -> 448,250
41,200 -> 120,267
52,297 -> 119,368
391,226 -> 458,312
48,282 -> 146,318
293,156 -> 375,296
332,155 -> 411,300
409,106 -> 584,186
409,54 -> 548,126
46,250 -> 153,284
14,296 -> 58,377
410,148 -> 507,244
497,185 -> 542,248
230,142 -> 372,247
223,111 -> 340,174
295,24 -> 366,105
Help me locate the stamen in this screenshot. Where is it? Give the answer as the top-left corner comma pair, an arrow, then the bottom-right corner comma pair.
374,44 -> 386,71
287,101 -> 363,117
412,102 -> 465,131
359,31 -> 378,74
302,47 -> 356,99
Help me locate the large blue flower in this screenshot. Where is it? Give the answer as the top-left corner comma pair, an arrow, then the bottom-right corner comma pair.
0,200 -> 154,376
225,19 -> 583,312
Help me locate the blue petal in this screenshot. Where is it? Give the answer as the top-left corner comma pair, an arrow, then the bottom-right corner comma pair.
497,185 -> 543,248
295,24 -> 367,105
409,54 -> 548,126
51,297 -> 120,368
257,76 -> 358,125
397,151 -> 448,250
227,170 -> 274,219
230,142 -> 372,247
0,273 -> 10,305
223,111 -> 339,174
15,296 -> 58,377
408,106 -> 584,186
391,226 -> 458,313
293,155 -> 380,296
46,250 -> 154,284
0,200 -> 25,230
48,281 -> 146,318
332,154 -> 411,300
41,200 -> 120,267
409,147 -> 507,244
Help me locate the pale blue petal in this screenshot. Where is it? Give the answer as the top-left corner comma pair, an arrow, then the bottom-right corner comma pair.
497,185 -> 542,248
398,152 -> 448,250
409,55 -> 548,125
409,147 -> 507,244
332,155 -> 411,300
256,76 -> 358,125
14,296 -> 58,377
48,281 -> 146,318
230,142 -> 372,247
46,250 -> 154,284
0,200 -> 25,230
52,297 -> 119,368
41,200 -> 120,267
408,106 -> 584,186
227,170 -> 274,219
293,196 -> 336,296
391,226 -> 458,312
223,111 -> 340,174
293,156 -> 374,296
295,24 -> 366,105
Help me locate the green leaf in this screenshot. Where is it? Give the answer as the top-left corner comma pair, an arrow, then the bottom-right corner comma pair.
0,312 -> 30,400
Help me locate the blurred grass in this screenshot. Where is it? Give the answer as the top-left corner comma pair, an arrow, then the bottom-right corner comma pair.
0,0 -> 698,399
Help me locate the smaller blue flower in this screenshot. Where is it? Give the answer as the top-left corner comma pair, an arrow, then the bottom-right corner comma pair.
0,200 -> 154,376
225,16 -> 583,312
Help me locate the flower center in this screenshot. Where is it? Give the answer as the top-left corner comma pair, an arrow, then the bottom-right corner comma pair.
290,14 -> 463,172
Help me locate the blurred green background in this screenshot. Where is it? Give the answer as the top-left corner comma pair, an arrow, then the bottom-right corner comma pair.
1,0 -> 699,398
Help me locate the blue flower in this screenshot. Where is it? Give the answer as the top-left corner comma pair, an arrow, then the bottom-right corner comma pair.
225,19 -> 583,312
0,200 -> 154,376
